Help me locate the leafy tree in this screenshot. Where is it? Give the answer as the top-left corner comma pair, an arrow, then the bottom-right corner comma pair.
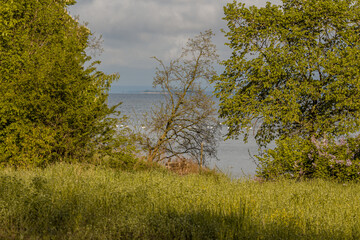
0,0 -> 131,167
138,30 -> 221,165
212,0 -> 360,179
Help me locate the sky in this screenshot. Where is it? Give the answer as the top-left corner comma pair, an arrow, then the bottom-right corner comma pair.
69,0 -> 281,93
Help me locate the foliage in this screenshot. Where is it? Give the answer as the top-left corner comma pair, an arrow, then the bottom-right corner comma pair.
0,0 -> 133,167
212,0 -> 360,179
309,135 -> 360,180
138,30 -> 221,165
255,136 -> 313,180
257,135 -> 360,181
1,163 -> 360,239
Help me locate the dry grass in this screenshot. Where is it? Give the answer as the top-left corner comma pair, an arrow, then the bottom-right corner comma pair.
164,157 -> 215,175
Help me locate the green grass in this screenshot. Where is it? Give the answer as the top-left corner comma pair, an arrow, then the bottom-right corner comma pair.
1,163 -> 360,239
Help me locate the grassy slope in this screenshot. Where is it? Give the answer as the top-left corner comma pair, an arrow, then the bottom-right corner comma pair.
0,163 -> 360,239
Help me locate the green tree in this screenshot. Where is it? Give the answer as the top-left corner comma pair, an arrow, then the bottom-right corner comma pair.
212,0 -> 360,179
0,0 -> 130,167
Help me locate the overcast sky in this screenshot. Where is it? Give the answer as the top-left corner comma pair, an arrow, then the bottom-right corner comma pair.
69,0 -> 281,92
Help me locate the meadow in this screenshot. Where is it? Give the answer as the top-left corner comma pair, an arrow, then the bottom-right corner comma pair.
1,163 -> 360,239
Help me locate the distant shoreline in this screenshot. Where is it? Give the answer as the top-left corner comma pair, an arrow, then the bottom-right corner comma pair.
109,91 -> 166,94
109,91 -> 213,95
142,91 -> 168,94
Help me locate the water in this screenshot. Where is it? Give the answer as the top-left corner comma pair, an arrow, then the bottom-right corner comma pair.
108,93 -> 260,178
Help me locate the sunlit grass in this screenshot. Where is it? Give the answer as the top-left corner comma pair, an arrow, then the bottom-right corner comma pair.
0,163 -> 360,239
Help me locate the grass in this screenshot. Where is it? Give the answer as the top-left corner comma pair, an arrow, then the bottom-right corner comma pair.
1,163 -> 360,239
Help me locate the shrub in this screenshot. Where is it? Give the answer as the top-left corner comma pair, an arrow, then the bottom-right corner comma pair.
256,135 -> 360,181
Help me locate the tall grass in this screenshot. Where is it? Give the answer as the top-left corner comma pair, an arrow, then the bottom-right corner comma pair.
1,163 -> 360,239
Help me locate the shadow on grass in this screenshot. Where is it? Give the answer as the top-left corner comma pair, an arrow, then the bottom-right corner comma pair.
0,175 -> 360,239
138,209 -> 360,240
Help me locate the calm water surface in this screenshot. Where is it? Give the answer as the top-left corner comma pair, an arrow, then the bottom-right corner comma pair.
108,93 -> 261,178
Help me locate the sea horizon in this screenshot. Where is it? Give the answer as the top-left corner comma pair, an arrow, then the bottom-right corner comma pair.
109,85 -> 216,94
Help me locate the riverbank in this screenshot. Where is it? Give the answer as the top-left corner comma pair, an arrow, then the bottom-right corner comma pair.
1,163 -> 359,239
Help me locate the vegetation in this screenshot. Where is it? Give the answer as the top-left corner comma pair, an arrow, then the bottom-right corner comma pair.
3,0 -> 360,238
139,30 -> 221,165
0,0 -> 135,167
0,163 -> 360,239
212,0 -> 360,180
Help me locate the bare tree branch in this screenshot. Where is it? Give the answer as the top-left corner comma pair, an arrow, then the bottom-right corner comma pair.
137,30 -> 220,165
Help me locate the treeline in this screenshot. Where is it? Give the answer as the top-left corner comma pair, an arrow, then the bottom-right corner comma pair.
2,0 -> 360,182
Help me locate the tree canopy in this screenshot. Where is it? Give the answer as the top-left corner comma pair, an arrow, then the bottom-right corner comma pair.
212,0 -> 360,179
0,0 -> 124,167
213,0 -> 360,146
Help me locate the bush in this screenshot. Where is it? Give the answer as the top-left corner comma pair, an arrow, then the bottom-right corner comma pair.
256,135 -> 360,181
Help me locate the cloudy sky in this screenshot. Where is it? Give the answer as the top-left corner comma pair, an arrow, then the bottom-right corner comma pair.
69,0 -> 281,92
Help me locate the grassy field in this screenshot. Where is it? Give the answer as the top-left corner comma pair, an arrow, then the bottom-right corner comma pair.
1,163 -> 360,239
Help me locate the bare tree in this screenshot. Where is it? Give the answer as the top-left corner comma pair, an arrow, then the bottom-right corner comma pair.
139,30 -> 221,165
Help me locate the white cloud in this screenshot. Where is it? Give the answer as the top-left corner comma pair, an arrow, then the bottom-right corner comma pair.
69,0 -> 282,86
